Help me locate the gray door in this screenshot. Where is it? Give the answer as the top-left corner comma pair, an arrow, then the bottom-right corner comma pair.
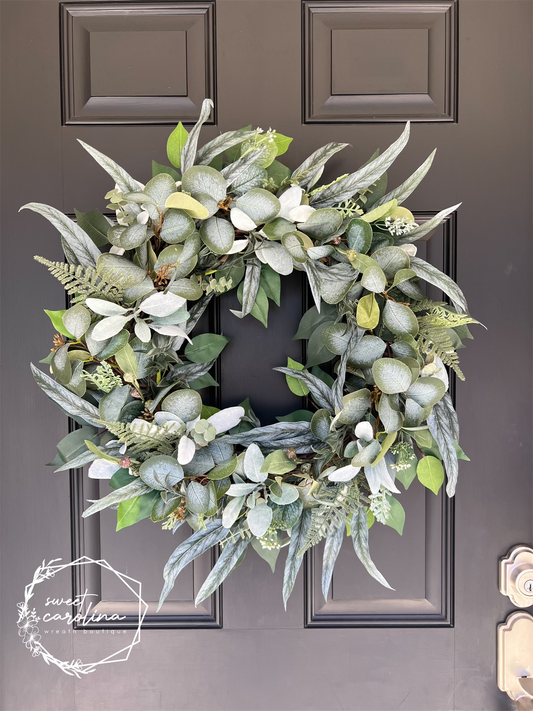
1,1 -> 531,709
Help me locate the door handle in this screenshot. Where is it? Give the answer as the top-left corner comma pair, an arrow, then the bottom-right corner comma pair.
499,547 -> 533,708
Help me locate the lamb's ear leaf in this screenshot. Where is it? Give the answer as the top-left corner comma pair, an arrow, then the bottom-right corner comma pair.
20,203 -> 101,268
375,150 -> 436,207
195,535 -> 249,606
351,507 -> 394,589
282,509 -> 312,608
158,520 -> 228,610
291,142 -> 349,187
196,128 -> 256,166
180,99 -> 214,174
322,521 -> 346,601
82,478 -> 152,518
77,140 -> 143,193
310,123 -> 410,207
398,204 -> 461,245
30,363 -> 100,426
409,255 -> 468,314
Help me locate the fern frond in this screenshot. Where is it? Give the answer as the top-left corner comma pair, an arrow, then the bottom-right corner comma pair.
410,299 -> 446,313
417,328 -> 465,381
298,481 -> 360,554
34,256 -> 123,304
417,306 -> 479,330
95,419 -> 178,456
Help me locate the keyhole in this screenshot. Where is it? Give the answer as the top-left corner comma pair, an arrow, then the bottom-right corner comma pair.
524,579 -> 533,594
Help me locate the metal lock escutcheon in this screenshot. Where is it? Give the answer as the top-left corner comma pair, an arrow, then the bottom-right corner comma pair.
501,546 -> 533,608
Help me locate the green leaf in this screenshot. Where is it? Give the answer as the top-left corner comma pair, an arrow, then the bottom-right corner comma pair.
395,458 -> 417,490
373,248 -> 410,282
272,132 -> 293,156
407,377 -> 446,408
260,265 -> 281,306
257,241 -> 293,276
199,216 -> 235,255
139,455 -> 184,491
285,357 -> 309,396
294,303 -> 337,340
164,192 -> 210,220
360,199 -> 397,223
346,219 -> 372,253
237,281 -> 269,327
356,293 -> 380,330
114,343 -> 138,379
361,266 -> 387,293
109,468 -> 133,489
276,410 -> 313,423
74,209 -> 110,248
97,252 -> 147,288
206,456 -> 237,480
261,449 -> 297,475
251,536 -> 280,572
311,408 -> 332,440
166,122 -> 188,169
162,389 -> 202,421
186,480 -> 215,515
182,165 -> 227,202
235,188 -> 280,224
321,323 -> 351,356
338,389 -> 371,425
116,491 -> 159,531
44,309 -> 74,338
247,503 -> 273,537
372,358 -> 413,395
63,304 -> 91,339
306,322 -> 336,367
417,456 -> 444,495
152,160 -> 180,181
385,495 -> 405,535
383,300 -> 418,336
348,335 -> 386,368
185,334 -> 229,363
189,372 -> 219,390
390,268 -> 417,289
298,208 -> 343,241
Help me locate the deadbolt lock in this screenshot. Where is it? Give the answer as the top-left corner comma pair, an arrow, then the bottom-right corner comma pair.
500,546 -> 533,608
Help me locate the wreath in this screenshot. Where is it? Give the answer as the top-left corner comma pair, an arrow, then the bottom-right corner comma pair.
26,99 -> 479,609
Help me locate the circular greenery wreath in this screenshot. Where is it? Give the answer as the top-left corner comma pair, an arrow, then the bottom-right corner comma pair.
26,99 -> 478,609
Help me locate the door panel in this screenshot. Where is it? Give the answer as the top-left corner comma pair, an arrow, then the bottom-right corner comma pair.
2,1 -> 532,710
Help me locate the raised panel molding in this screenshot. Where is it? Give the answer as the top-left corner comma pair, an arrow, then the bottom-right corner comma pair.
305,212 -> 456,627
303,1 -> 458,123
61,3 -> 216,125
70,463 -> 221,628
